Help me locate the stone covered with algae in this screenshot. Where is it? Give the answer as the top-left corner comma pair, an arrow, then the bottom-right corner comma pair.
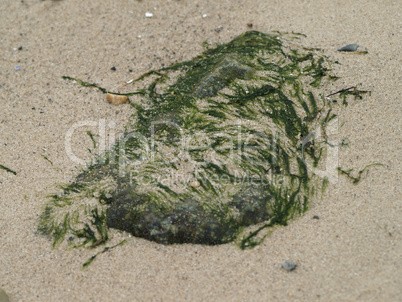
38,31 -> 358,249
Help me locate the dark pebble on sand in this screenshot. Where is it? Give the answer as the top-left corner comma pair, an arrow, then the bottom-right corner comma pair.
338,44 -> 359,52
281,261 -> 297,271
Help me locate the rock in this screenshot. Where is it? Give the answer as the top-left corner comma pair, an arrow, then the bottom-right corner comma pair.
39,31 -> 368,248
281,261 -> 297,271
337,44 -> 359,52
189,180 -> 200,188
106,93 -> 128,105
107,196 -> 238,244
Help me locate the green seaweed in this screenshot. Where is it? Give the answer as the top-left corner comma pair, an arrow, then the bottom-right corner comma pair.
38,31 -> 373,257
337,163 -> 383,184
41,155 -> 53,165
0,164 -> 17,175
86,131 -> 97,150
326,86 -> 370,105
83,240 -> 127,268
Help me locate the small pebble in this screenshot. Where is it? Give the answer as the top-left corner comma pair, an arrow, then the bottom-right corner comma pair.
202,14 -> 208,18
189,180 -> 200,188
0,288 -> 10,302
214,26 -> 223,33
145,12 -> 153,18
337,44 -> 359,52
341,138 -> 350,146
111,66 -> 117,71
247,23 -> 253,28
106,93 -> 128,106
281,261 -> 297,271
18,46 -> 23,50
14,65 -> 20,71
313,215 -> 320,219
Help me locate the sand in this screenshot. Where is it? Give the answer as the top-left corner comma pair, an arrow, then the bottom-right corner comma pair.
0,0 -> 401,301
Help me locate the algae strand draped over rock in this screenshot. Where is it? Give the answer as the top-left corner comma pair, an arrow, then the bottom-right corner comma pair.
39,31 -> 364,249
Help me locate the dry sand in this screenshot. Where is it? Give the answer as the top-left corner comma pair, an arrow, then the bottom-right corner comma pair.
0,0 -> 401,301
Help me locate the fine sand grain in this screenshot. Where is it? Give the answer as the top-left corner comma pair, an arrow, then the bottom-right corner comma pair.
1,0 -> 401,301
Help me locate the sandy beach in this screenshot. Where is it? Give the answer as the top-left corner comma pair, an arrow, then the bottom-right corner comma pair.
1,0 -> 401,301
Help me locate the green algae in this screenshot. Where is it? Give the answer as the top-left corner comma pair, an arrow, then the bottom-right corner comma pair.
0,164 -> 17,175
38,31 -> 371,254
337,163 -> 383,185
83,239 -> 127,268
